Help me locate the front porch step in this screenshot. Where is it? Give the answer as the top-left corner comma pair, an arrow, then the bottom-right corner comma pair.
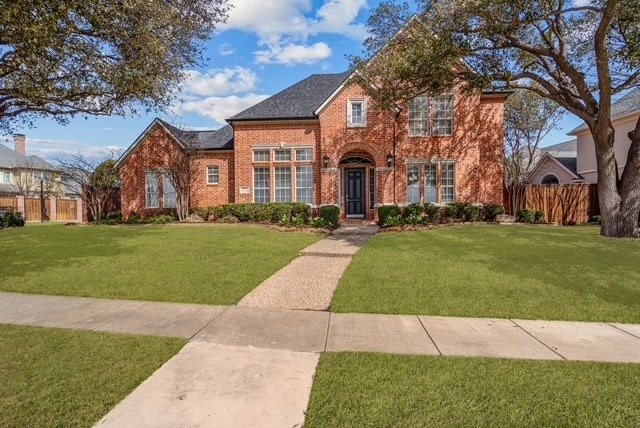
331,224 -> 379,237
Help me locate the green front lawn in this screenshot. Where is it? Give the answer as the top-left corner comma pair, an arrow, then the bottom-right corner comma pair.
0,224 -> 322,304
0,324 -> 185,427
305,352 -> 640,427
331,225 -> 640,322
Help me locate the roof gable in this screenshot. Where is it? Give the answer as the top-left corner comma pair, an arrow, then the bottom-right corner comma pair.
528,152 -> 580,182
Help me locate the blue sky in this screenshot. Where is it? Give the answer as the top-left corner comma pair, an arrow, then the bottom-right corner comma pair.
1,0 -> 582,160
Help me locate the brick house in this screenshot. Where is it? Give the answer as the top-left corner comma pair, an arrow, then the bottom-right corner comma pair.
117,70 -> 507,221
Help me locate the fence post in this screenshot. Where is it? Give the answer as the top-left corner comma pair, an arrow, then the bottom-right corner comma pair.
17,195 -> 25,215
49,196 -> 57,222
76,198 -> 84,223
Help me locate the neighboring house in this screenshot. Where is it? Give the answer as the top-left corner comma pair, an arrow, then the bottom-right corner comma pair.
117,54 -> 507,221
569,88 -> 640,183
527,139 -> 582,184
0,134 -> 61,197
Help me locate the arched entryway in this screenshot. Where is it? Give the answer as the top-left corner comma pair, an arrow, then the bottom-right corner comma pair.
339,151 -> 376,219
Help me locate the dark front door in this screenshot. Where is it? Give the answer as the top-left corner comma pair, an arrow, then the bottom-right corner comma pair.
346,168 -> 365,217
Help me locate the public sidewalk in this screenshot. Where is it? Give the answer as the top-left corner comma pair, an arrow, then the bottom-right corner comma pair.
1,291 -> 639,363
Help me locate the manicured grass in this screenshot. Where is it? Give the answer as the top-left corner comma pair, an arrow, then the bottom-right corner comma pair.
305,352 -> 640,427
0,324 -> 185,427
0,223 -> 322,304
331,224 -> 640,322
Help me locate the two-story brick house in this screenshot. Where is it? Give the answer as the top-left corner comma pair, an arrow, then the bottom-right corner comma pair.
117,69 -> 507,221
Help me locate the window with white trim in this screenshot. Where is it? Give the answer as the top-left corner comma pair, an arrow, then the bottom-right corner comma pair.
1,170 -> 10,183
274,149 -> 291,162
163,175 -> 176,208
407,164 -> 421,204
408,96 -> 429,136
424,163 -> 438,203
145,172 -> 160,208
207,166 -> 219,184
296,166 -> 313,204
441,163 -> 455,203
432,95 -> 453,136
253,167 -> 270,203
274,167 -> 292,202
253,149 -> 269,162
347,99 -> 366,127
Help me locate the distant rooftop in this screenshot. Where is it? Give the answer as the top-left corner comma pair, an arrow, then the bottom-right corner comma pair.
569,88 -> 640,134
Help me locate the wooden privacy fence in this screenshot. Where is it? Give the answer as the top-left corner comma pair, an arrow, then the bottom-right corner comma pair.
0,196 -> 81,222
524,184 -> 599,225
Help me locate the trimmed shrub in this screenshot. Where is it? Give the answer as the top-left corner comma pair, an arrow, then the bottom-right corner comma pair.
484,204 -> 506,222
404,213 -> 423,225
534,210 -> 546,223
591,215 -> 602,225
402,203 -> 423,218
147,214 -> 175,224
423,204 -> 442,224
444,204 -> 459,220
320,205 -> 340,226
462,205 -> 482,222
378,205 -> 400,226
384,214 -> 403,227
2,211 -> 25,228
309,217 -> 327,228
516,209 -> 537,223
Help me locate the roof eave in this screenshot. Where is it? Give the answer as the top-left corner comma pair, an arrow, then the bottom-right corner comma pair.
114,118 -> 186,169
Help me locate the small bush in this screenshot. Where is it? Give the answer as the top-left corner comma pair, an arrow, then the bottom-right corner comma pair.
402,203 -> 423,218
378,205 -> 400,226
591,215 -> 602,225
383,214 -> 403,227
423,204 -> 442,224
462,205 -> 482,222
444,204 -> 459,220
534,210 -> 546,223
309,217 -> 327,228
404,213 -> 423,225
147,214 -> 175,224
320,205 -> 340,226
516,209 -> 537,223
2,211 -> 25,228
484,204 -> 506,222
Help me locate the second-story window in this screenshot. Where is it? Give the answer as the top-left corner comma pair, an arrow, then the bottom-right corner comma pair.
432,95 -> 453,136
408,96 -> 429,136
347,99 -> 366,127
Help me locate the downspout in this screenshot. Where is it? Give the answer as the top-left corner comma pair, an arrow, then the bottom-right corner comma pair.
393,109 -> 401,205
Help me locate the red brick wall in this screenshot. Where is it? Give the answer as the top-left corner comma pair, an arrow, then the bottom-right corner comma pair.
119,125 -> 233,218
232,122 -> 321,204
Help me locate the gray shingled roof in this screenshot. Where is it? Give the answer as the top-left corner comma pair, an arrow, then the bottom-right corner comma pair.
569,88 -> 640,134
542,139 -> 577,155
556,157 -> 579,175
159,120 -> 234,150
0,143 -> 56,170
228,70 -> 353,121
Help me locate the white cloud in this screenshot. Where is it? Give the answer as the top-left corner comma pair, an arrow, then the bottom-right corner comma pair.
20,138 -> 124,161
220,0 -> 369,65
255,40 -> 332,66
218,43 -> 236,56
573,0 -> 592,6
181,67 -> 259,97
174,94 -> 270,124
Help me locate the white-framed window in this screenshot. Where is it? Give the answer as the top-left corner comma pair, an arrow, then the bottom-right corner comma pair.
274,149 -> 291,162
408,96 -> 429,136
432,95 -> 453,136
296,166 -> 313,204
295,148 -> 313,162
253,167 -> 270,203
1,170 -> 10,183
441,163 -> 455,203
424,163 -> 438,203
407,164 -> 421,204
145,172 -> 160,208
347,99 -> 366,127
207,166 -> 219,184
163,175 -> 176,208
253,149 -> 270,162
274,167 -> 292,202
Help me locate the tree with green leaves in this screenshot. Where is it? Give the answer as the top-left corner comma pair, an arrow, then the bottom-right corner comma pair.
0,0 -> 229,132
504,90 -> 563,214
354,0 -> 640,237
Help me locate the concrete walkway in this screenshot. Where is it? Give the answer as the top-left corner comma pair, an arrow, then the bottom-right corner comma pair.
237,225 -> 378,310
1,291 -> 639,362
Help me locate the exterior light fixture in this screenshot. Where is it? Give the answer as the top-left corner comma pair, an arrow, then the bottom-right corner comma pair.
386,153 -> 394,167
323,154 -> 330,168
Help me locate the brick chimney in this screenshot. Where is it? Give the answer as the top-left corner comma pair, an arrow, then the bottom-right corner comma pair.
14,134 -> 26,155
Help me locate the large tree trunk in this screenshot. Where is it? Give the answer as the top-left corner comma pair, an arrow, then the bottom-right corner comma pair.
593,122 -> 640,238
